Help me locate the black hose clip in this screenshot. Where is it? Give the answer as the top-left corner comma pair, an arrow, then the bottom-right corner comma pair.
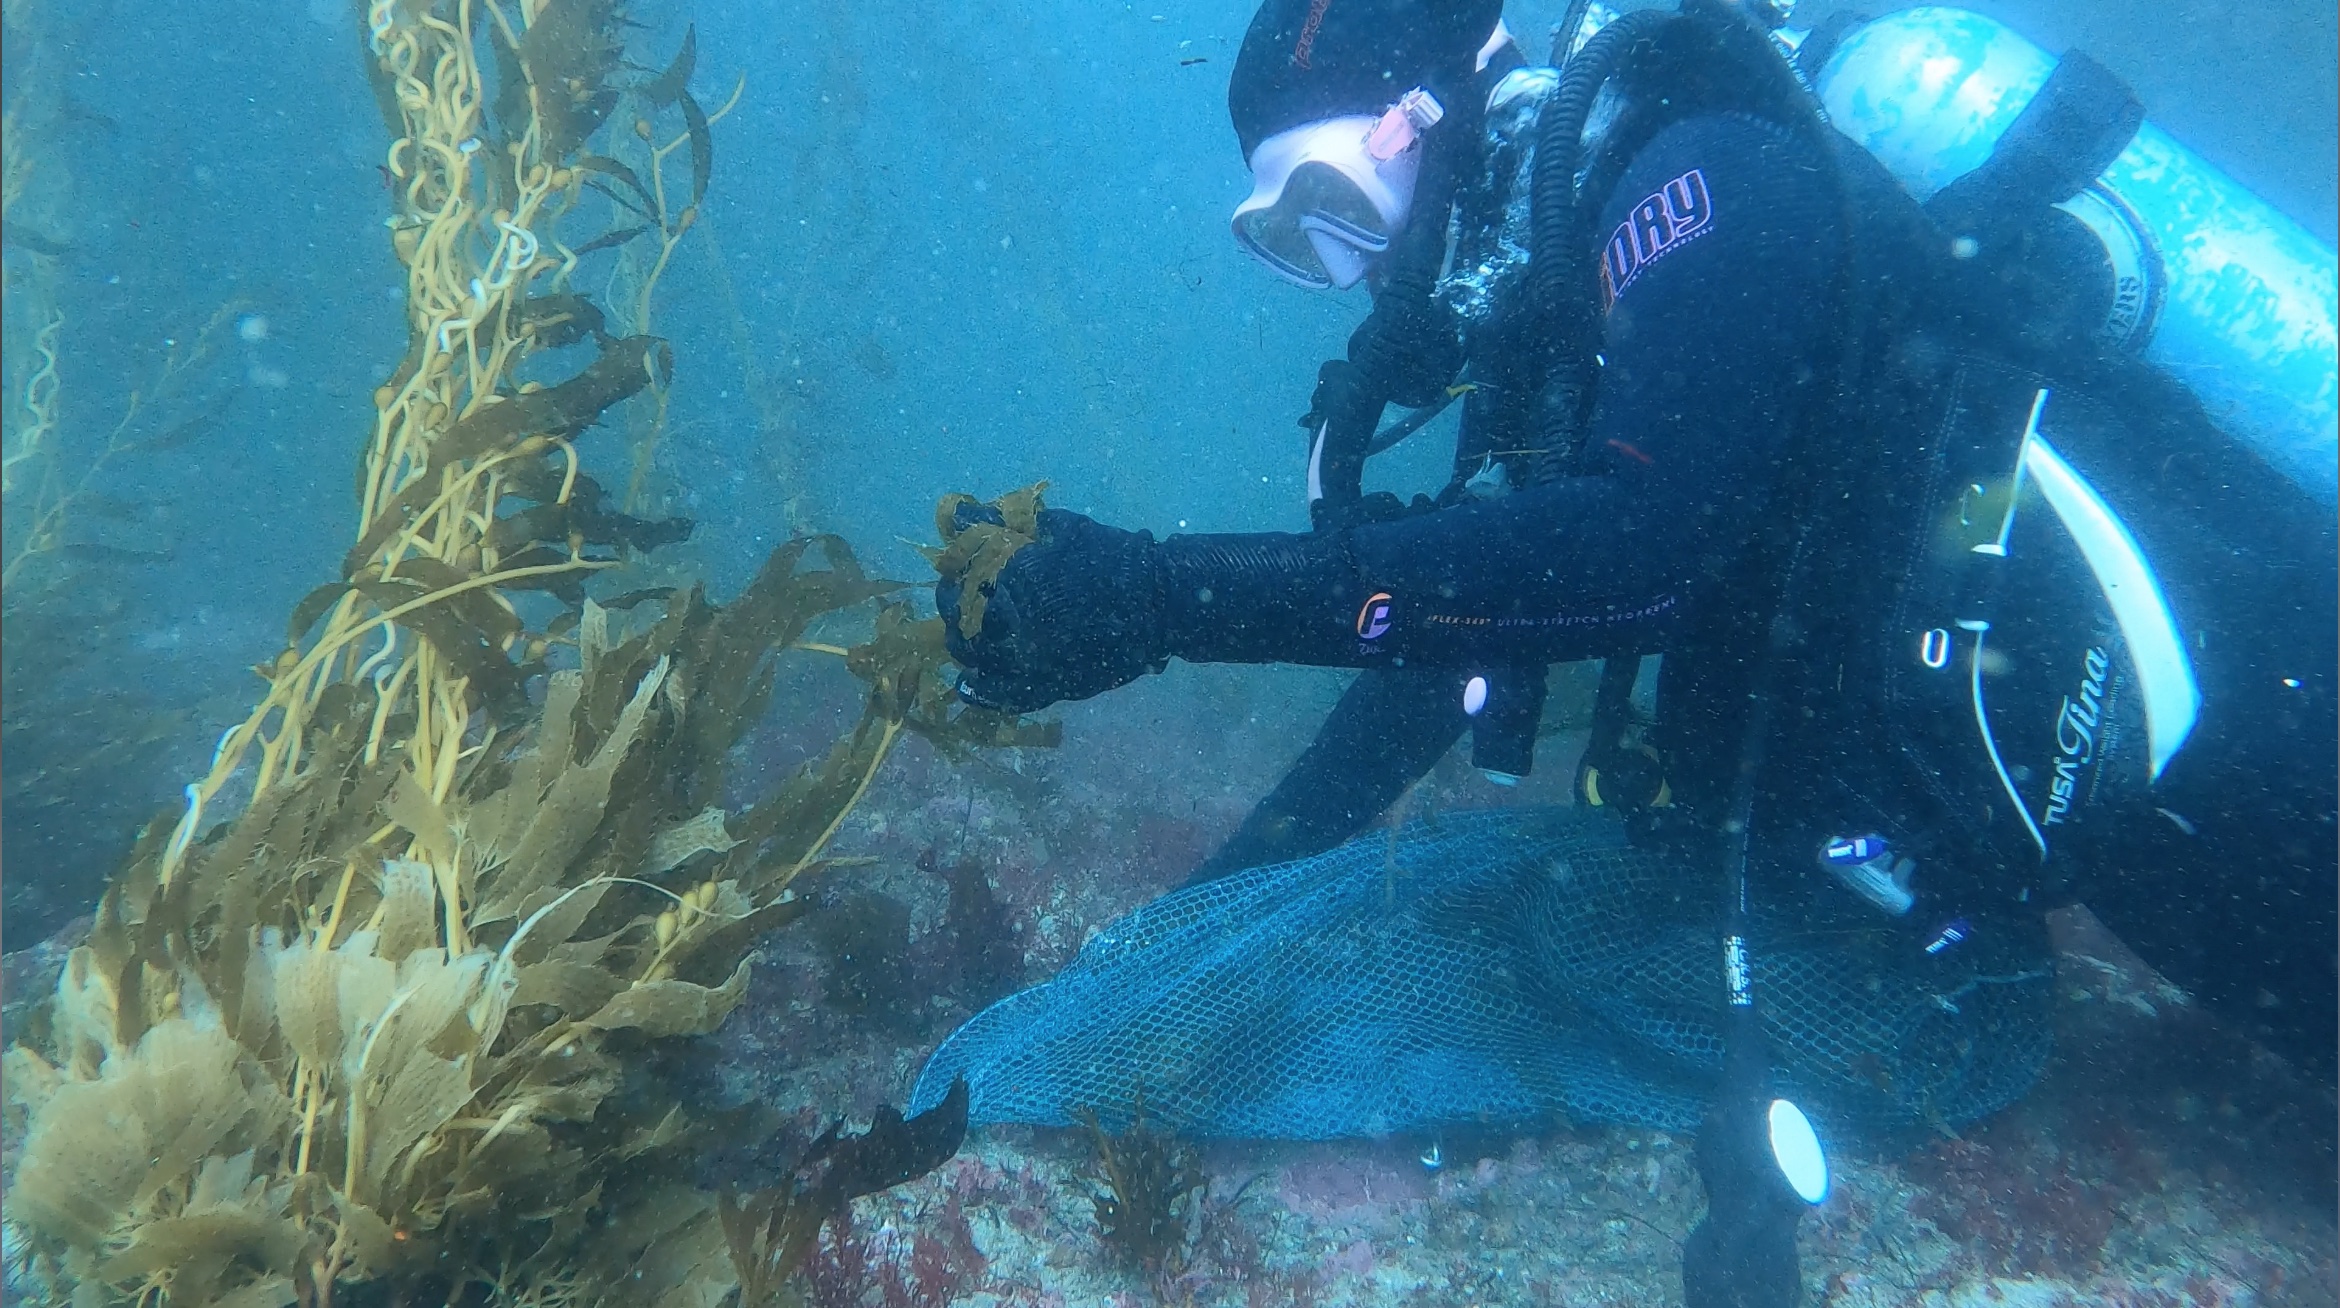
1575,655 -> 1672,812
1465,665 -> 1548,781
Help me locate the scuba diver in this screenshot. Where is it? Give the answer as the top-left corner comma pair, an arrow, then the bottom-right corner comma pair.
930,0 -> 2336,1300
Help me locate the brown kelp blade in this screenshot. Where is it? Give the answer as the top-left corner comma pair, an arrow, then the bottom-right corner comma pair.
490,496 -> 693,558
577,154 -> 658,217
343,334 -> 669,576
351,575 -> 533,719
718,1075 -> 972,1302
569,223 -> 655,258
519,292 -> 607,348
808,1076 -> 970,1203
848,600 -> 1062,753
128,396 -> 236,454
680,89 -> 712,211
643,24 -> 696,107
520,0 -> 627,157
927,482 -> 1048,640
676,536 -> 904,787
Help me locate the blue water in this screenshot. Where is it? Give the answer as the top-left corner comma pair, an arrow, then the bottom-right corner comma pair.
0,0 -> 2331,977
1,6 -> 2334,1307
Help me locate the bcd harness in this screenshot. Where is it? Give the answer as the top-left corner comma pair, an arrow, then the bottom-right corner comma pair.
1338,0 -> 2171,930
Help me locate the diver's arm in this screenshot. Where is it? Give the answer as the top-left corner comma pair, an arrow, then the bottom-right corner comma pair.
950,374 -> 1767,711
936,475 -> 1659,715
1148,473 -> 1659,668
1164,112 -> 1845,670
943,113 -> 1841,710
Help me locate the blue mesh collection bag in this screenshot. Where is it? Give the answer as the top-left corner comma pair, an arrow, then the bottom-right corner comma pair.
912,808 -> 2050,1141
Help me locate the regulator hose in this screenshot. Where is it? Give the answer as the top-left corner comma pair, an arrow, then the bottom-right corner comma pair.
1527,6 -> 1676,457
1552,0 -> 1597,67
1352,111 -> 1472,382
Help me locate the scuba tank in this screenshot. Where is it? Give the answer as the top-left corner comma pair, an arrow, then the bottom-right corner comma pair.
1806,6 -> 2340,506
1775,8 -> 2338,1084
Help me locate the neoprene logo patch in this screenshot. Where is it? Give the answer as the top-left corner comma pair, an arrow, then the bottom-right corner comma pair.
1356,592 -> 1394,641
1600,167 -> 1713,310
1291,0 -> 1334,68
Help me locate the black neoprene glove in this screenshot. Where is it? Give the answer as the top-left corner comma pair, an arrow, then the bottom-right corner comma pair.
1349,294 -> 1464,409
1302,359 -> 1389,532
939,508 -> 1169,714
940,509 -> 1367,713
1304,296 -> 1464,531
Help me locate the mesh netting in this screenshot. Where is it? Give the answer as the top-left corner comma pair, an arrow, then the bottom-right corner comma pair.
911,808 -> 2050,1140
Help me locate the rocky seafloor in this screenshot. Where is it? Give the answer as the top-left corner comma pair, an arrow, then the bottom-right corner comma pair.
4,660 -> 2334,1306
708,665 -> 2339,1308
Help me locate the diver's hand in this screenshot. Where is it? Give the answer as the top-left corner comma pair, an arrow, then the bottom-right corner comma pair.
1348,294 -> 1463,408
1302,360 -> 1388,530
938,508 -> 1169,714
1302,358 -> 1388,441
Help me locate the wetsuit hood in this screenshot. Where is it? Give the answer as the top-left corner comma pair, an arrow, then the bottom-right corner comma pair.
1228,0 -> 1506,162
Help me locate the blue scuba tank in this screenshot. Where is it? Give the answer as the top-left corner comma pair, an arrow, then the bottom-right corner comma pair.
1809,6 -> 2340,507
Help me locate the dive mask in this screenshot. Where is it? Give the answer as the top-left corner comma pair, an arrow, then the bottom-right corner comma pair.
1231,88 -> 1444,289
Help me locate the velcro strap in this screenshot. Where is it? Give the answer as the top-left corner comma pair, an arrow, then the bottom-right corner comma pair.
1934,49 -> 2143,215
1793,11 -> 1870,84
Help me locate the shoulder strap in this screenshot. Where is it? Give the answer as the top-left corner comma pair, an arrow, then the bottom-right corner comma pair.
1791,10 -> 1868,83
1926,49 -> 2142,221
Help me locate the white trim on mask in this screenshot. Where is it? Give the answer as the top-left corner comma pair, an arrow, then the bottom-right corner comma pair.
1231,100 -> 1429,289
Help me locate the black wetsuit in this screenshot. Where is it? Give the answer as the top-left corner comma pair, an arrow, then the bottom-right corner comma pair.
1198,111 -> 1842,871
1172,111 -> 2339,1085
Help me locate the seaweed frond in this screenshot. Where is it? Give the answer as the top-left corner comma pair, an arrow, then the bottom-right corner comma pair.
720,1077 -> 970,1307
518,0 -> 628,158
924,482 -> 1048,641
1078,1093 -> 1207,1282
2,532 -> 980,1307
0,6 -> 1039,1305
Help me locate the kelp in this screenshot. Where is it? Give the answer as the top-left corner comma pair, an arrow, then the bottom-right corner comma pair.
570,221 -> 655,258
679,90 -> 713,211
518,291 -> 607,348
850,596 -> 1063,754
641,25 -> 697,109
4,537 -> 1001,1306
350,570 -> 537,718
599,78 -> 738,518
6,303 -> 244,590
291,511 -> 695,722
579,153 -> 658,217
719,1078 -> 969,1308
1079,1095 -> 1207,1281
489,479 -> 695,560
1,294 -> 252,930
518,0 -> 628,158
339,332 -> 671,576
924,482 -> 1048,641
125,393 -> 238,455
3,5 -> 1044,1305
